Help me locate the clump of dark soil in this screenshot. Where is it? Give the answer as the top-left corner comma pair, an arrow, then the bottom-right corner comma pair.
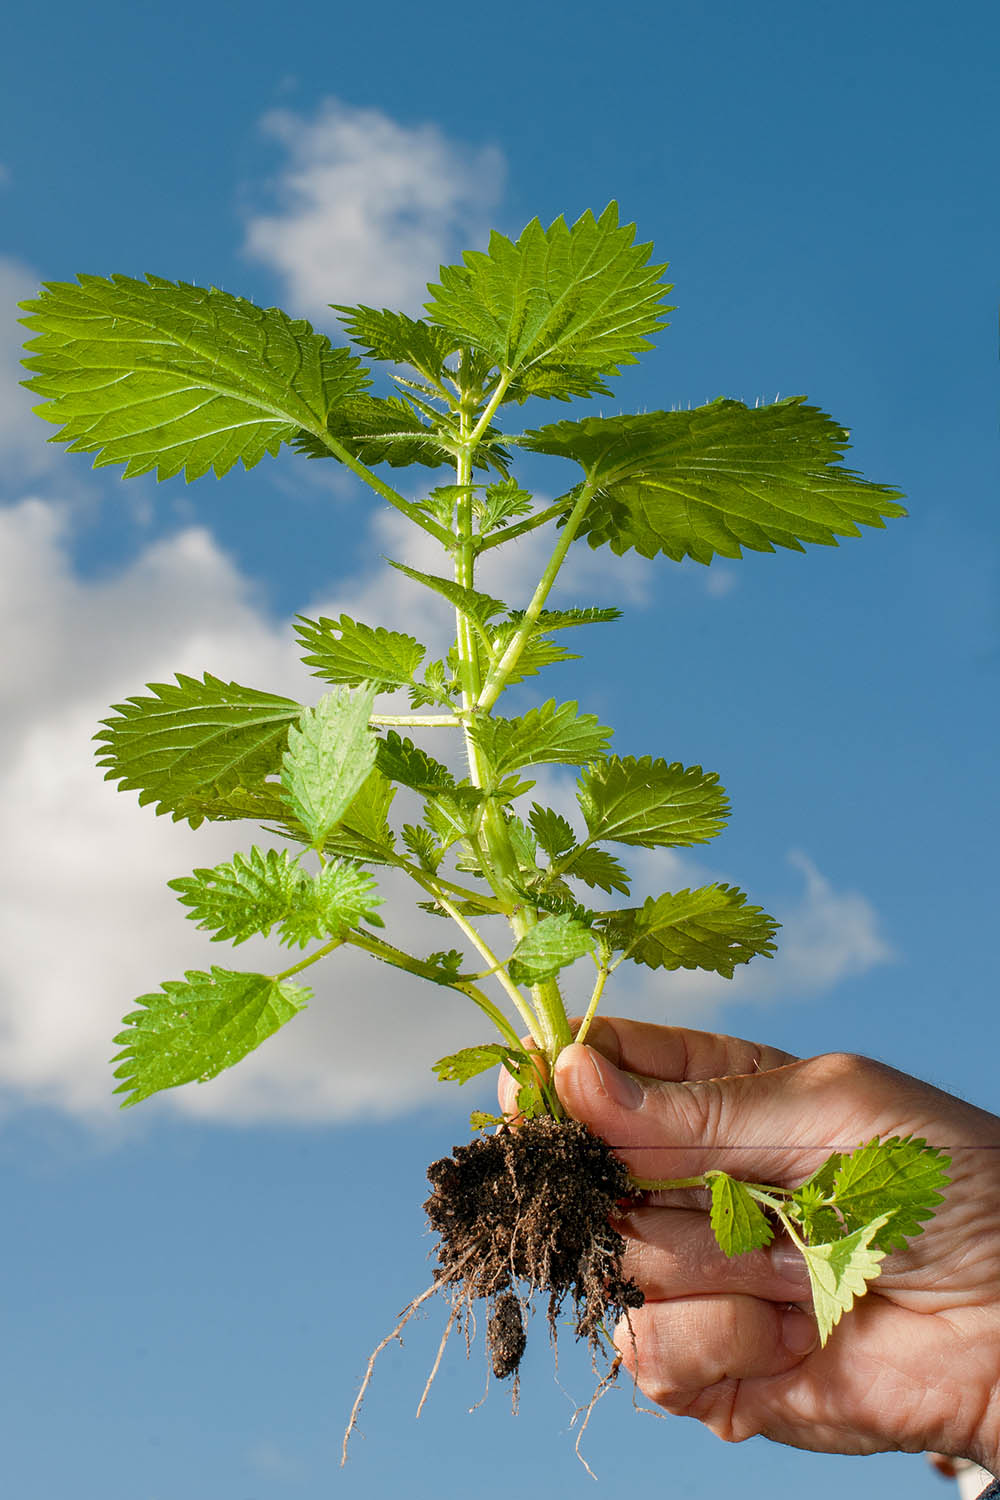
424,1116 -> 644,1382
342,1116 -> 643,1464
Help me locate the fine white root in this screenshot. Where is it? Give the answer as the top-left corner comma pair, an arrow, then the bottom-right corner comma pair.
416,1304 -> 459,1418
341,1278 -> 443,1464
571,1353 -> 623,1480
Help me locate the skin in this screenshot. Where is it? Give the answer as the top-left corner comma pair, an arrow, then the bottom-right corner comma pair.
498,1017 -> 1000,1474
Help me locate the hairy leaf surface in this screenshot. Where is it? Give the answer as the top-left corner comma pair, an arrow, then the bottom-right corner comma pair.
281,686 -> 378,848
168,847 -> 305,945
577,756 -> 729,848
524,398 -> 906,564
112,968 -> 310,1108
424,203 -> 673,402
528,804 -> 577,859
95,675 -> 301,826
332,305 -> 459,376
20,275 -> 369,480
278,862 -> 383,948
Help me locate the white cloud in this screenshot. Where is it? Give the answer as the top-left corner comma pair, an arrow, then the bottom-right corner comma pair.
0,498 -> 894,1129
242,98 -> 506,319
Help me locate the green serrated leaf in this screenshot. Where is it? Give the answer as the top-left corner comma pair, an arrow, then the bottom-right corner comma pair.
830,1137 -> 952,1252
168,847 -> 305,945
799,1216 -> 890,1346
598,885 -> 778,976
577,756 -> 729,849
470,1110 -> 506,1131
281,686 -> 378,848
524,398 -> 906,566
506,605 -> 623,631
20,275 -> 370,481
485,623 -> 578,686
474,477 -> 535,533
387,559 -> 508,628
294,614 -> 426,691
562,846 -> 631,896
508,913 -> 596,985
400,823 -> 442,871
111,967 -> 310,1108
529,804 -> 577,859
705,1171 -> 775,1256
278,862 -> 382,949
409,658 -> 455,710
470,700 -> 612,781
320,767 -> 397,864
332,304 -> 459,378
375,732 -> 455,794
433,1043 -> 526,1084
791,1179 -> 844,1245
424,203 -> 673,402
290,393 -> 454,469
95,674 -> 302,826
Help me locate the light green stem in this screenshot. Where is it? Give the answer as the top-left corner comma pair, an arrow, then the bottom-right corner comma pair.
574,964 -> 609,1048
309,428 -> 454,548
476,476 -> 599,711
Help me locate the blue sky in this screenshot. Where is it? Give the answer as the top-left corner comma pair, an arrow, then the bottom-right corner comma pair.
1,1 -> 997,1495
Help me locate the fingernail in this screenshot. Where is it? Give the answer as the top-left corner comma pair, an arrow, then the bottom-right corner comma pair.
588,1049 -> 644,1111
780,1306 -> 819,1354
770,1242 -> 812,1290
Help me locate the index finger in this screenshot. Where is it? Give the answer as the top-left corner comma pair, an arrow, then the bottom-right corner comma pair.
579,1015 -> 800,1081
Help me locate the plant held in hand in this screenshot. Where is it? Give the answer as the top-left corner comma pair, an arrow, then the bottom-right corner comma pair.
20,205 -> 949,1449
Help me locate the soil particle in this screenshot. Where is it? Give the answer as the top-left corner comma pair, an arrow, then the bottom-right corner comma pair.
423,1116 -> 643,1380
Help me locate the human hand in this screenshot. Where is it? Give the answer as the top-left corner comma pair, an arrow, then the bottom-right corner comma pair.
498,1018 -> 1000,1473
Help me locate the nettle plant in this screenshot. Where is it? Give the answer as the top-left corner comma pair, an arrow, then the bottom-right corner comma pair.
21,205 -> 948,1447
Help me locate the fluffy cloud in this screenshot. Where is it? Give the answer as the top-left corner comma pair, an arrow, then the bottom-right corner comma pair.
0,497 -> 894,1128
242,98 -> 506,318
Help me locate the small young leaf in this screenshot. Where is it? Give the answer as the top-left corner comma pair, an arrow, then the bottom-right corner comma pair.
95,674 -> 301,826
830,1137 -> 951,1252
332,304 -> 458,377
561,846 -> 632,896
294,614 -> 426,691
470,700 -> 612,780
791,1179 -> 844,1245
474,478 -> 535,533
508,914 -> 596,985
111,967 -> 310,1108
433,1043 -> 532,1085
599,885 -> 778,976
388,560 -> 507,628
529,804 -> 577,859
168,847 -> 304,945
401,823 -> 443,871
485,624 -> 578,686
577,756 -> 729,848
705,1171 -> 775,1256
20,275 -> 372,482
281,686 -> 378,848
508,605 -> 623,631
470,1110 -> 506,1131
278,863 -> 382,949
799,1216 -> 890,1346
291,393 -> 452,469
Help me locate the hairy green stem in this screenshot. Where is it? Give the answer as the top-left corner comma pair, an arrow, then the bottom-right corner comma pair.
476,476 -> 599,711
310,428 -> 454,548
475,497 -> 575,553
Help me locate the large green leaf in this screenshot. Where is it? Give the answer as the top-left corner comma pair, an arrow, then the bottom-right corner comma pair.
577,756 -> 729,849
599,885 -> 778,977
111,967 -> 310,1108
523,397 -> 906,564
294,614 -> 427,692
423,202 -> 673,402
95,674 -> 301,826
20,275 -> 369,481
470,700 -> 612,780
281,686 -> 378,849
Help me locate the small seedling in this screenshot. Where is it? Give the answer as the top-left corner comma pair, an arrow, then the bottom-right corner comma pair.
19,205 -> 949,1453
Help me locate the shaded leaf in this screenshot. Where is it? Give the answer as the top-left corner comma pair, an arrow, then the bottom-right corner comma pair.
562,846 -> 631,896
508,914 -> 596,985
281,686 -> 378,848
375,733 -> 455,793
470,700 -> 612,781
528,804 -> 577,859
95,674 -> 301,826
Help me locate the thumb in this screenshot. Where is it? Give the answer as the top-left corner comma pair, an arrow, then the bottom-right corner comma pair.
553,1041 -> 863,1188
